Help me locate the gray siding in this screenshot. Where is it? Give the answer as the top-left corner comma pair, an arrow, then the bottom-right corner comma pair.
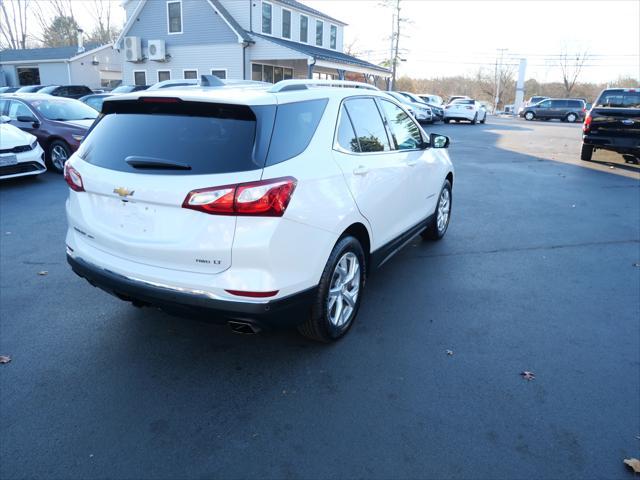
69,47 -> 123,89
123,43 -> 243,84
219,0 -> 250,30
38,62 -> 69,84
127,0 -> 239,48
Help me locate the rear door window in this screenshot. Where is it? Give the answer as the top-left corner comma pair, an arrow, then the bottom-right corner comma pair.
265,99 -> 328,165
550,100 -> 566,108
343,98 -> 391,153
7,100 -> 33,120
78,100 -> 267,175
596,91 -> 640,108
335,105 -> 360,153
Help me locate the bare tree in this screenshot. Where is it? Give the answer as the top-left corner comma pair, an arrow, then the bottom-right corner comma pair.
380,0 -> 409,89
0,0 -> 30,49
557,49 -> 589,97
30,0 -> 76,45
87,0 -> 120,45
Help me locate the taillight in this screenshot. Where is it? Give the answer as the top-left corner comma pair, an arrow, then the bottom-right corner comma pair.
183,177 -> 297,217
64,164 -> 84,192
225,289 -> 279,298
583,115 -> 592,133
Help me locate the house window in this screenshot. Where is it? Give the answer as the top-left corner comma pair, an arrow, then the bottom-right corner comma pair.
330,25 -> 337,49
183,69 -> 198,79
167,1 -> 182,34
282,9 -> 291,39
315,20 -> 323,46
262,2 -> 272,34
16,67 -> 40,85
251,63 -> 293,83
299,15 -> 308,43
158,70 -> 171,82
211,69 -> 227,79
133,70 -> 146,85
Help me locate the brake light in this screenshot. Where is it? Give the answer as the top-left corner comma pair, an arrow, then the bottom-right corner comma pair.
583,114 -> 592,133
140,97 -> 181,103
183,177 -> 297,217
64,164 -> 84,192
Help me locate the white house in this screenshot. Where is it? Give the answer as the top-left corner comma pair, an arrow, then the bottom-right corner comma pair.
115,0 -> 390,86
0,43 -> 122,89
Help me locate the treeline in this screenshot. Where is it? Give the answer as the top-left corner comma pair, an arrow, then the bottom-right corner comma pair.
395,75 -> 639,105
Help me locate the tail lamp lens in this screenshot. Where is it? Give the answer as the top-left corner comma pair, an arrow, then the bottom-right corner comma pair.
183,177 -> 297,217
64,164 -> 85,192
583,115 -> 592,133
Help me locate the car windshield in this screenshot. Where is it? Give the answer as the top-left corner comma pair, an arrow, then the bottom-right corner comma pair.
38,86 -> 58,94
111,85 -> 134,93
31,99 -> 98,121
595,90 -> 640,108
388,92 -> 409,104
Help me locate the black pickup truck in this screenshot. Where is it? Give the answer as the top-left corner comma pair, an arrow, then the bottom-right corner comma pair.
581,88 -> 640,162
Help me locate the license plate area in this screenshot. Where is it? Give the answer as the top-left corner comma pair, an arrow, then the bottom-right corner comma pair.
110,200 -> 155,235
0,155 -> 18,167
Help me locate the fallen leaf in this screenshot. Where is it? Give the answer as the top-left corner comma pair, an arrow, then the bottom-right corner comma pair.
37,271 -> 48,276
624,458 -> 640,473
520,371 -> 535,381
0,355 -> 11,364
446,350 -> 454,356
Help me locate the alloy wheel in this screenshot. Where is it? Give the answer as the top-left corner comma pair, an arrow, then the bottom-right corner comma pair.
327,252 -> 360,328
437,188 -> 451,234
51,145 -> 68,171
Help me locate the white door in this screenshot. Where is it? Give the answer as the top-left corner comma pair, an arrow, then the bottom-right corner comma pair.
332,97 -> 415,250
377,98 -> 441,224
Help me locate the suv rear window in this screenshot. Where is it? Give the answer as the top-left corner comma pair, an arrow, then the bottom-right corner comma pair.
78,100 -> 265,175
595,90 -> 640,108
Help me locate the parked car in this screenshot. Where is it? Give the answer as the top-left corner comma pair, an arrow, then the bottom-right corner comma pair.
64,79 -> 454,342
398,91 -> 444,122
0,115 -> 46,180
0,94 -> 98,173
386,91 -> 433,123
418,93 -> 443,106
39,85 -> 93,100
80,93 -> 115,112
111,85 -> 150,93
0,87 -> 20,94
581,87 -> 640,161
147,79 -> 199,90
520,98 -> 586,122
15,85 -> 49,93
444,98 -> 487,124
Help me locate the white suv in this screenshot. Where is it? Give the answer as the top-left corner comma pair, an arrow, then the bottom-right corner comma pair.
65,79 -> 454,342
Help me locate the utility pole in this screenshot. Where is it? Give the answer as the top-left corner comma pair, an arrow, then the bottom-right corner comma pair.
389,11 -> 395,90
391,0 -> 401,90
494,48 -> 508,113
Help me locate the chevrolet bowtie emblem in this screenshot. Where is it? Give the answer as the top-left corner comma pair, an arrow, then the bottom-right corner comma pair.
113,187 -> 135,198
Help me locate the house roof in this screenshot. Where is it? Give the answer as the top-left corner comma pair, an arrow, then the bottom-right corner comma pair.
251,33 -> 390,74
275,0 -> 347,26
209,0 -> 253,43
0,44 -> 104,62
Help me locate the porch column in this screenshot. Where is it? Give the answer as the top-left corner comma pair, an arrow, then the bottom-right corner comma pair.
307,57 -> 316,79
337,69 -> 345,80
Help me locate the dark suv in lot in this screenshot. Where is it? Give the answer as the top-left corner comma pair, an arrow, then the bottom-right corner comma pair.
581,88 -> 640,161
39,85 -> 93,99
521,98 -> 586,122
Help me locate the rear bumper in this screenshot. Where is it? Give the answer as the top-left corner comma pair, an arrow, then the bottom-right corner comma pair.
67,254 -> 316,329
444,111 -> 475,121
583,134 -> 640,153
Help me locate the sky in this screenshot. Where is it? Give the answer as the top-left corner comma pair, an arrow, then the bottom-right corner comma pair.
69,0 -> 640,83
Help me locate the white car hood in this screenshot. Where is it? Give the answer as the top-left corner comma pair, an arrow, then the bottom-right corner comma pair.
0,123 -> 35,149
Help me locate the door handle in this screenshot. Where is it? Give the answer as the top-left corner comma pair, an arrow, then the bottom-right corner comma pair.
353,165 -> 369,176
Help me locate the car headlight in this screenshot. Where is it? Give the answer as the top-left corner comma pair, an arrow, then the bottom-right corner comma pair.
72,134 -> 84,142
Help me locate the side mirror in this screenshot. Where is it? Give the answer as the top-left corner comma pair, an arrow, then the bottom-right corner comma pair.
430,133 -> 450,149
17,114 -> 37,123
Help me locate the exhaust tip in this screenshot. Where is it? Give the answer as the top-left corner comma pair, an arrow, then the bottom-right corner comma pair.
228,321 -> 260,335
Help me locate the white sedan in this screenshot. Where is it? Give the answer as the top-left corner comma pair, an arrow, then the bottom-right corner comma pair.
444,99 -> 487,124
0,116 -> 46,180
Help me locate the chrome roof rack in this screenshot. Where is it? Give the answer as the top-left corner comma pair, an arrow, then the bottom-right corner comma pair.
268,79 -> 380,93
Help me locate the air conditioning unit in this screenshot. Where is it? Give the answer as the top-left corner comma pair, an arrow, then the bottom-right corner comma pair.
148,39 -> 166,61
124,36 -> 142,62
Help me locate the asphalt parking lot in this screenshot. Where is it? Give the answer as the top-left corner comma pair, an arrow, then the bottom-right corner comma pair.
1,116 -> 639,479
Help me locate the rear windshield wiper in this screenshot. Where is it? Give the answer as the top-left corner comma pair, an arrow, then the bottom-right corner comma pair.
125,156 -> 191,170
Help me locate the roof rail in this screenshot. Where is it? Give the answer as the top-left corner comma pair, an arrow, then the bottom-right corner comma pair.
268,79 -> 380,93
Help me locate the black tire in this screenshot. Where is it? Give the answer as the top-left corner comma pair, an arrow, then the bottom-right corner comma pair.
480,114 -> 486,124
298,236 -> 366,343
444,119 -> 450,124
47,140 -> 71,174
566,112 -> 578,123
524,111 -> 535,121
471,113 -> 477,125
580,143 -> 594,161
422,180 -> 452,241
